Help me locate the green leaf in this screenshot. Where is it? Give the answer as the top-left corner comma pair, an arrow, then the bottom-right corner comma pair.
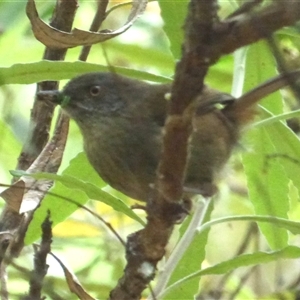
30,172 -> 143,223
243,41 -> 282,112
0,119 -> 21,176
242,126 -> 289,249
256,109 -> 300,197
201,246 -> 300,275
162,245 -> 300,298
158,0 -> 188,58
198,215 -> 300,236
0,61 -> 172,86
105,41 -> 175,76
24,152 -> 144,244
206,55 -> 234,93
242,41 -> 289,249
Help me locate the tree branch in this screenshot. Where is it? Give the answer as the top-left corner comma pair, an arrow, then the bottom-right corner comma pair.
109,1 -> 300,299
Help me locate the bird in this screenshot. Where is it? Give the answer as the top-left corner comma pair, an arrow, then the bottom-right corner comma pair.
38,71 -> 298,202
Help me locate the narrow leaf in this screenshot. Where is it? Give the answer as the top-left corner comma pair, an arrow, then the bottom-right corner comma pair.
162,246 -> 300,298
242,41 -> 289,249
0,61 -> 171,86
24,152 -> 143,244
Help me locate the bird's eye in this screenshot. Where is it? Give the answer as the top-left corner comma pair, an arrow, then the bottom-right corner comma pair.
90,85 -> 101,96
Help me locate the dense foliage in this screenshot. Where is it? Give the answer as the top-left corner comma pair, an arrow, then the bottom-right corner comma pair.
1,1 -> 300,299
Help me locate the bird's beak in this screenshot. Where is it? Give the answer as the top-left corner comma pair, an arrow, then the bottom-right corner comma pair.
37,90 -> 70,107
37,90 -> 61,104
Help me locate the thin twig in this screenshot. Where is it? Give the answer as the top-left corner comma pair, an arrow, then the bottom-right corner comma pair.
0,0 -> 77,245
22,212 -> 52,300
79,0 -> 109,61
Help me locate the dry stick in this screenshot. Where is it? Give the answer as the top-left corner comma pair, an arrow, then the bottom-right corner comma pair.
0,114 -> 68,300
0,110 -> 68,299
0,232 -> 12,300
18,1 -> 78,171
79,0 -> 109,61
11,260 -> 65,300
0,3 -> 77,299
0,1 -> 77,232
23,212 -> 52,300
3,2 -> 120,296
0,257 -> 9,300
9,112 -> 69,259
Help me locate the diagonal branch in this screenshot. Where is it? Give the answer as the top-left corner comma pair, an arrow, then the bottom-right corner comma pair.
109,1 -> 300,299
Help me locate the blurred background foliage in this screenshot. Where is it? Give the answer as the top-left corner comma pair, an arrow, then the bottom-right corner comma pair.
1,0 -> 300,299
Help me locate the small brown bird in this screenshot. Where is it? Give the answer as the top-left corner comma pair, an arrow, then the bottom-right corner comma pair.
38,71 -> 297,202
